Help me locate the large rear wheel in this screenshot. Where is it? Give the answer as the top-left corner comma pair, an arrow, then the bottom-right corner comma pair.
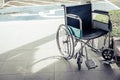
56,24 -> 74,60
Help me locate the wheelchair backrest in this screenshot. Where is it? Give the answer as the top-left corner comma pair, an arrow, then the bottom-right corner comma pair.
65,4 -> 92,31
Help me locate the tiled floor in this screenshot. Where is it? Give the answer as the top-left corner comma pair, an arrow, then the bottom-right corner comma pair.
0,38 -> 120,80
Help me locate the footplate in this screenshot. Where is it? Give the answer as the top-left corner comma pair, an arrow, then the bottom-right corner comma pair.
85,59 -> 97,69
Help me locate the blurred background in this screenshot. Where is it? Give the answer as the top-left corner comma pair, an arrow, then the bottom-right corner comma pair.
0,0 -> 106,7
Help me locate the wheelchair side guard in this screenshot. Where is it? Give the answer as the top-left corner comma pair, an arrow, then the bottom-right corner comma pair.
68,26 -> 83,39
93,10 -> 112,32
93,20 -> 110,31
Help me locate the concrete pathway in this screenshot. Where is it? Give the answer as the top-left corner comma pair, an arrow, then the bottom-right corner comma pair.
0,1 -> 120,80
0,0 -> 119,22
108,0 -> 120,8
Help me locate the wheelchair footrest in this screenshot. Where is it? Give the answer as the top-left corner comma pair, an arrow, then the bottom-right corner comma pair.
85,59 -> 97,69
102,60 -> 114,64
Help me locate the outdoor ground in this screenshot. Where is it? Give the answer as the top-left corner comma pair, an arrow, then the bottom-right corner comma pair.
0,0 -> 120,80
1,0 -> 105,7
108,0 -> 120,8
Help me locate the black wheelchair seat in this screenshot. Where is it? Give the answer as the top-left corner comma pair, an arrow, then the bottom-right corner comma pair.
82,28 -> 108,40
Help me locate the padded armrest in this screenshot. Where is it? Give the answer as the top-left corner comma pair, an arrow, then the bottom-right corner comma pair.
93,10 -> 109,16
67,14 -> 80,19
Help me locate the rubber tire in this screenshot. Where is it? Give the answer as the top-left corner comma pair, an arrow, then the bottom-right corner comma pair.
102,49 -> 114,61
56,24 -> 74,60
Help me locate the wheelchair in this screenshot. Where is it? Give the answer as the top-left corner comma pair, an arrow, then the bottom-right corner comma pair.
56,3 -> 114,70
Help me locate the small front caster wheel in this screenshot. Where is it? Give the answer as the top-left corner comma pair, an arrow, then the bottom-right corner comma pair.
102,49 -> 114,61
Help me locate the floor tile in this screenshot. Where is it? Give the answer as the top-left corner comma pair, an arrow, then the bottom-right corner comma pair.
0,52 -> 10,62
0,61 -> 28,74
0,62 -> 4,70
0,74 -> 25,80
77,70 -> 115,80
113,70 -> 120,80
6,49 -> 35,62
26,58 -> 56,73
55,72 -> 80,80
25,72 -> 54,80
55,58 -> 77,72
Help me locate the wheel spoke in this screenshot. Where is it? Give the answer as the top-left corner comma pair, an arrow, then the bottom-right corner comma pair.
102,49 -> 114,60
56,25 -> 74,60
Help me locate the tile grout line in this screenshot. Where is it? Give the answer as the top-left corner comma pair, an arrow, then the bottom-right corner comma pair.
54,56 -> 57,80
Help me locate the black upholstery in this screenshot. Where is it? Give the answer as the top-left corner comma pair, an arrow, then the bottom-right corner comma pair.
65,4 -> 109,40
82,29 -> 108,39
66,4 -> 92,32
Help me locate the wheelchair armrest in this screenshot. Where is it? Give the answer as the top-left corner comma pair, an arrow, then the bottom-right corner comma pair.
93,10 -> 109,16
67,14 -> 80,19
66,14 -> 83,30
92,10 -> 111,25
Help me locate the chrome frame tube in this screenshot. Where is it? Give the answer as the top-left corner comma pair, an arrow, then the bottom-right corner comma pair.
62,5 -> 83,32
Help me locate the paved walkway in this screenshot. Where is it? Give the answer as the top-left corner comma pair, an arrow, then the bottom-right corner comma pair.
0,1 -> 120,80
0,1 -> 118,21
0,19 -> 120,80
108,0 -> 120,8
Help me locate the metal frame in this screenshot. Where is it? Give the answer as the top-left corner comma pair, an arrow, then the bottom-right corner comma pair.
57,4 -> 114,70
62,5 -> 83,34
62,4 -> 112,53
